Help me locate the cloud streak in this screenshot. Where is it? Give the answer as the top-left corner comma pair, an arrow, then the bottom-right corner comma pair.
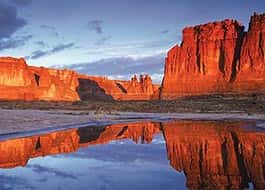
87,20 -> 104,34
0,2 -> 27,40
0,174 -> 34,190
40,25 -> 59,37
35,41 -> 47,47
10,0 -> 32,7
26,43 -> 75,59
0,35 -> 32,51
161,30 -> 169,34
40,24 -> 56,31
95,35 -> 112,46
63,54 -> 165,83
28,164 -> 78,180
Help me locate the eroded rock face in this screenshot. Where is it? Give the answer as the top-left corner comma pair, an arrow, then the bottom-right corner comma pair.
29,66 -> 80,101
0,57 -> 35,87
77,74 -> 159,101
0,58 -> 36,100
235,13 -> 265,91
160,13 -> 265,99
0,57 -> 158,101
123,74 -> 158,100
0,57 -> 80,101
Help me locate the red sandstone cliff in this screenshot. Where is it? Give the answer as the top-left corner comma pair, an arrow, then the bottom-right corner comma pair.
0,57 -> 80,101
236,13 -> 265,91
29,66 -> 79,101
77,74 -> 159,101
160,13 -> 265,99
0,57 -> 158,101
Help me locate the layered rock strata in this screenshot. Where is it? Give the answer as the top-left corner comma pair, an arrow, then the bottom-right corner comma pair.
160,13 -> 265,99
0,57 -> 158,101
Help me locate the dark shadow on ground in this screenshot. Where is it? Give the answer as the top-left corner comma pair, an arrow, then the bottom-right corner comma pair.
77,78 -> 114,101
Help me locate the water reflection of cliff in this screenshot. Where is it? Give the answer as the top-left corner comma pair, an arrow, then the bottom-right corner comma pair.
0,121 -> 264,189
0,122 -> 161,168
163,121 -> 265,190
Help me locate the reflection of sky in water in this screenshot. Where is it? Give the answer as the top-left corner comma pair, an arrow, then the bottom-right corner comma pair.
0,134 -> 186,190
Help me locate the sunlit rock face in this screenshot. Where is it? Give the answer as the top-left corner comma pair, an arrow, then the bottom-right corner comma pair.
0,57 -> 37,100
118,75 -> 159,100
0,57 -> 80,101
29,66 -> 80,101
160,13 -> 265,99
0,57 -> 158,101
77,74 -> 159,101
235,13 -> 265,91
0,57 -> 35,87
162,121 -> 265,190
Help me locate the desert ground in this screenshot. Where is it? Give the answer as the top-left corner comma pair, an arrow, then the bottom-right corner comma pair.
0,94 -> 265,113
1,94 -> 265,135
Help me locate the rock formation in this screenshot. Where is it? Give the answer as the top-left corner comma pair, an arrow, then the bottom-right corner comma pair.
160,13 -> 265,99
4,13 -> 265,101
118,74 -> 159,100
0,57 -> 80,101
0,57 -> 37,100
235,13 -> 265,91
77,74 -> 159,101
29,66 -> 80,101
0,57 -> 158,101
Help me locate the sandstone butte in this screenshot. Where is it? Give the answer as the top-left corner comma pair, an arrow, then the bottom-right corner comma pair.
0,121 -> 264,189
0,57 -> 159,101
160,12 -> 265,99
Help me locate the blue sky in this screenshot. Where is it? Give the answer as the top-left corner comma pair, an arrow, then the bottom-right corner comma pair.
0,0 -> 265,82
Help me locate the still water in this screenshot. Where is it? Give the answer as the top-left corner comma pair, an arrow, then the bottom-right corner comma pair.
0,120 -> 264,190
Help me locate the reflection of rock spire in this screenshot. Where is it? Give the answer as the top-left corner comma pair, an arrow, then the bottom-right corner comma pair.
0,122 -> 160,169
0,129 -> 80,168
79,122 -> 161,146
162,121 -> 265,190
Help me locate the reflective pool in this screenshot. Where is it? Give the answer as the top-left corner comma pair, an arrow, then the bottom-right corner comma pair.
0,120 -> 264,190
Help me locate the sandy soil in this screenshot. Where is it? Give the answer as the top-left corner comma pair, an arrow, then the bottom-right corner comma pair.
1,109 -> 265,135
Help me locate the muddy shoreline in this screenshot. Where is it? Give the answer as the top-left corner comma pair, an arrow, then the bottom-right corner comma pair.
1,95 -> 265,135
1,109 -> 265,136
0,94 -> 265,114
